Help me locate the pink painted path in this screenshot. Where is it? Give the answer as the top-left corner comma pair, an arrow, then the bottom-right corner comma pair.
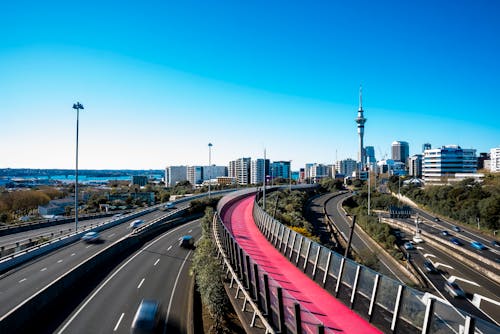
222,196 -> 381,334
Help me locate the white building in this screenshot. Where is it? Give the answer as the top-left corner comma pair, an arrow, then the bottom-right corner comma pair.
335,159 -> 357,177
490,147 -> 500,173
423,145 -> 477,185
203,165 -> 227,181
307,163 -> 330,181
251,159 -> 269,184
409,154 -> 423,178
229,157 -> 251,185
165,166 -> 187,187
187,166 -> 204,186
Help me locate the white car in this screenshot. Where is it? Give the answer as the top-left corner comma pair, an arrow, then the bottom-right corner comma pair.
129,219 -> 145,229
81,231 -> 101,243
413,235 -> 424,243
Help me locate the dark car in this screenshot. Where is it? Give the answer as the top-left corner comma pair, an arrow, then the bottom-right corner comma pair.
423,260 -> 438,274
130,299 -> 162,333
452,226 -> 461,232
434,217 -> 440,222
450,237 -> 462,246
179,235 -> 194,248
441,230 -> 449,236
444,281 -> 465,298
491,240 -> 500,248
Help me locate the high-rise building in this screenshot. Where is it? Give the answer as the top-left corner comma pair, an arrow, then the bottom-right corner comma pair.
355,86 -> 367,166
187,166 -> 204,185
251,159 -> 270,184
203,165 -> 227,181
165,166 -> 187,187
307,163 -> 329,181
229,158 -> 251,185
365,146 -> 376,164
490,147 -> 500,172
422,143 -> 431,152
270,161 -> 291,180
423,145 -> 477,184
408,155 -> 423,178
132,175 -> 148,187
336,159 -> 357,177
392,141 -> 410,165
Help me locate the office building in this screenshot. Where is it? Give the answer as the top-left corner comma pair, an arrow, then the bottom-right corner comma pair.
355,86 -> 367,166
422,143 -> 431,152
165,166 -> 187,187
408,155 -> 423,178
251,159 -> 270,184
306,163 -> 329,181
392,141 -> 410,166
490,147 -> 500,172
271,161 -> 291,180
132,175 -> 148,187
423,145 -> 478,184
365,146 -> 376,164
336,159 -> 357,177
229,157 -> 251,185
203,165 -> 227,181
187,166 -> 204,185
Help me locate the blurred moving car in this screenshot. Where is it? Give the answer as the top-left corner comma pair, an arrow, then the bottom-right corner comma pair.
130,219 -> 145,229
452,226 -> 461,232
444,281 -> 465,298
491,240 -> 500,248
179,235 -> 194,248
450,237 -> 462,246
81,231 -> 101,244
441,230 -> 449,236
165,202 -> 175,210
130,299 -> 162,333
423,260 -> 438,274
413,235 -> 424,243
470,241 -> 487,250
404,241 -> 415,250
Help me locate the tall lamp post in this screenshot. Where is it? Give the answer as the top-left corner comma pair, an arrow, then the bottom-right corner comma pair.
72,102 -> 84,232
208,143 -> 213,198
289,160 -> 292,191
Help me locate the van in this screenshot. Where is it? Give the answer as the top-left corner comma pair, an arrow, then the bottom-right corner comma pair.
130,299 -> 161,333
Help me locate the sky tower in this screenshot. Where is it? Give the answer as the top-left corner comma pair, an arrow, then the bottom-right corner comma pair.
355,85 -> 367,166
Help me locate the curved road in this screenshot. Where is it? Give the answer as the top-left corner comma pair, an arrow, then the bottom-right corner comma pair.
55,219 -> 200,334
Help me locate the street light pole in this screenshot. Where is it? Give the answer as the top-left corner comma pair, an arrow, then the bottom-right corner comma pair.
368,169 -> 371,215
208,143 -> 213,198
72,102 -> 84,232
289,160 -> 292,191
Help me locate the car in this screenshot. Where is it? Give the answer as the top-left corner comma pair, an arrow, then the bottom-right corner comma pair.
112,213 -> 124,218
81,231 -> 100,243
165,202 -> 175,210
130,219 -> 145,229
413,235 -> 424,243
444,281 -> 465,298
452,226 -> 461,232
130,299 -> 162,333
470,241 -> 487,250
441,230 -> 449,236
434,217 -> 440,222
423,260 -> 438,274
179,235 -> 194,248
404,241 -> 415,250
450,237 -> 462,246
491,240 -> 500,248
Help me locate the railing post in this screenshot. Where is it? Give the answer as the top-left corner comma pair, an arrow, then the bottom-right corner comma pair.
350,265 -> 361,308
246,255 -> 252,293
254,264 -> 261,307
391,285 -> 404,333
335,257 -> 346,297
295,237 -> 303,264
239,248 -> 245,280
317,324 -> 325,334
322,252 -> 332,287
288,232 -> 297,259
421,297 -> 435,334
277,287 -> 285,333
368,274 -> 380,322
264,274 -> 271,321
312,247 -> 321,280
294,303 -> 302,334
303,240 -> 311,272
464,316 -> 475,334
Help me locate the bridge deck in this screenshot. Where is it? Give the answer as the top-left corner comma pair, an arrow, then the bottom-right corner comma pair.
222,196 -> 381,334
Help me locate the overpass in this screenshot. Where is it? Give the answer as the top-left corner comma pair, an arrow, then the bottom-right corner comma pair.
214,188 -> 499,333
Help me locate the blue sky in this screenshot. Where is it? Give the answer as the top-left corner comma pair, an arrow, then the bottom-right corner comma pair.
1,1 -> 499,170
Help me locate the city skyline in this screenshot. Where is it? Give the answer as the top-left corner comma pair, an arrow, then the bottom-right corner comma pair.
2,1 -> 499,170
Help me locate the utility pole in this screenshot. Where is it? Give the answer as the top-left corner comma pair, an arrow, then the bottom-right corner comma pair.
72,102 -> 84,233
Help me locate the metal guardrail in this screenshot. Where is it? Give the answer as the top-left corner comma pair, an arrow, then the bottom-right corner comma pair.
213,211 -> 275,334
252,191 -> 500,334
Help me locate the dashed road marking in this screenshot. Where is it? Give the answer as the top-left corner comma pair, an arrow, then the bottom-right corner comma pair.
113,313 -> 124,331
423,253 -> 436,258
167,245 -> 172,251
19,278 -> 26,283
448,275 -> 480,287
71,253 -> 76,256
434,262 -> 453,269
188,229 -> 192,233
137,278 -> 145,289
154,259 -> 160,266
109,233 -> 115,238
40,268 -> 47,272
57,260 -> 63,263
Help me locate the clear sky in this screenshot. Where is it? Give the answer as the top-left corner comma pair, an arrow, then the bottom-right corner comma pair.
1,0 -> 499,170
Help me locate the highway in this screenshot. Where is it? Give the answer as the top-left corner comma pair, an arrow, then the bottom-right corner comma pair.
0,207 -> 183,320
321,192 -> 413,284
54,219 -> 199,334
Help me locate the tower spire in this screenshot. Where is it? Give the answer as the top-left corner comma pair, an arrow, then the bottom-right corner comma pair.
359,84 -> 363,111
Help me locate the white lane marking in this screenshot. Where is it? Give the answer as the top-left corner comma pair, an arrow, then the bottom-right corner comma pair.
56,221 -> 197,333
57,260 -> 63,263
166,250 -> 191,326
113,313 -> 124,331
71,253 -> 76,257
137,278 -> 145,289
188,229 -> 192,233
423,253 -> 436,258
448,275 -> 480,287
86,245 -> 91,249
154,259 -> 160,266
109,233 -> 115,238
167,245 -> 172,251
416,246 -> 424,250
40,268 -> 47,272
19,278 -> 27,283
434,262 -> 453,269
